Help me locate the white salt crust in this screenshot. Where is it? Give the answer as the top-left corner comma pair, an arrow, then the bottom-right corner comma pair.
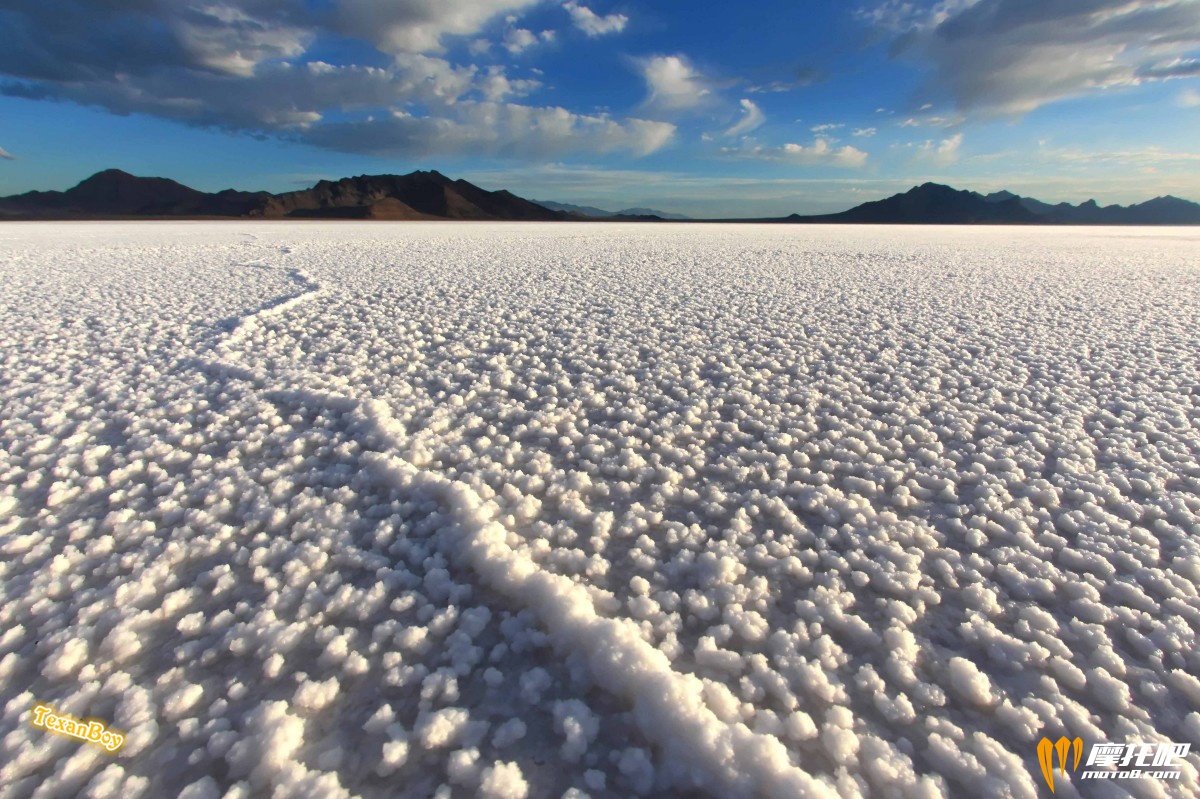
1,222 -> 1198,798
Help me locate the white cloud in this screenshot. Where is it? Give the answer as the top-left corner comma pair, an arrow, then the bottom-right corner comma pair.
0,0 -> 675,163
899,114 -> 963,129
307,102 -> 676,158
0,146 -> 14,160
726,138 -> 868,168
503,27 -> 539,54
338,0 -> 542,55
1035,143 -> 1200,167
916,133 -> 963,166
852,127 -> 877,137
783,140 -> 868,168
468,38 -> 492,56
926,115 -> 964,128
810,123 -> 843,133
563,2 -> 628,37
1180,88 -> 1200,107
26,57 -> 479,131
479,66 -> 541,101
724,99 -> 765,137
640,55 -> 711,112
863,0 -> 1200,114
169,3 -> 311,78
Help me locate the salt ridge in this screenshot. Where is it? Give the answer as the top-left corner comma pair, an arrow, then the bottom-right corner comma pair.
203,253 -> 837,799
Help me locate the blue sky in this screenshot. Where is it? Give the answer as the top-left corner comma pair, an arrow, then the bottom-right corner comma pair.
1,0 -> 1198,216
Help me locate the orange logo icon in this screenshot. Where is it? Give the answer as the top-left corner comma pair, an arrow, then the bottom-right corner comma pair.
1037,737 -> 1083,793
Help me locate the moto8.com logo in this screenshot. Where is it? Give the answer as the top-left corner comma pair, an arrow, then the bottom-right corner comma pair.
1037,736 -> 1191,793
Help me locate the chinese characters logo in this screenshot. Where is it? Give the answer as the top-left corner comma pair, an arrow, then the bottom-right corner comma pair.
1037,738 -> 1190,792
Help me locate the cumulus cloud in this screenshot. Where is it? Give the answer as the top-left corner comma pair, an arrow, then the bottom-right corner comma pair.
0,146 -> 14,160
639,55 -> 712,112
170,3 -> 311,77
479,66 -> 542,102
337,0 -> 542,55
9,57 -> 480,131
726,138 -> 868,168
0,0 -> 672,162
723,99 -> 765,137
503,27 -> 540,54
863,0 -> 1200,114
306,103 -> 676,159
564,2 -> 628,37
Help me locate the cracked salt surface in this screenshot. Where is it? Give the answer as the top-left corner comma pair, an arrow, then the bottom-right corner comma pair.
1,222 -> 1199,799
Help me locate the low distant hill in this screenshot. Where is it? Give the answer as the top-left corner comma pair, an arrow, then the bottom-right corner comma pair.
534,199 -> 691,220
2,171 -> 1197,224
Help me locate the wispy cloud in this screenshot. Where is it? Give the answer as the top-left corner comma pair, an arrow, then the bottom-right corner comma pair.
899,115 -> 963,129
1037,143 -> 1200,167
724,99 -> 765,137
725,138 -> 868,168
639,55 -> 712,112
746,67 -> 826,94
0,146 -> 14,160
862,0 -> 1200,115
563,2 -> 628,37
852,127 -> 876,137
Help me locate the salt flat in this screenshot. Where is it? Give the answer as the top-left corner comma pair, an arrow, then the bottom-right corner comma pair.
1,222 -> 1198,799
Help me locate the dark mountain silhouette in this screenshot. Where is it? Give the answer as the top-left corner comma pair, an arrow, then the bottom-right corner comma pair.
2,171 -> 1198,224
0,169 -> 270,218
256,171 -> 562,221
790,183 -> 1039,224
978,190 -> 1200,225
620,206 -> 690,220
0,169 -> 563,221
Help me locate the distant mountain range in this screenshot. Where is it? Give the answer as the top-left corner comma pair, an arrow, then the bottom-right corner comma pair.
533,199 -> 691,220
2,170 -> 1198,225
0,169 -> 562,222
784,183 -> 1200,226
